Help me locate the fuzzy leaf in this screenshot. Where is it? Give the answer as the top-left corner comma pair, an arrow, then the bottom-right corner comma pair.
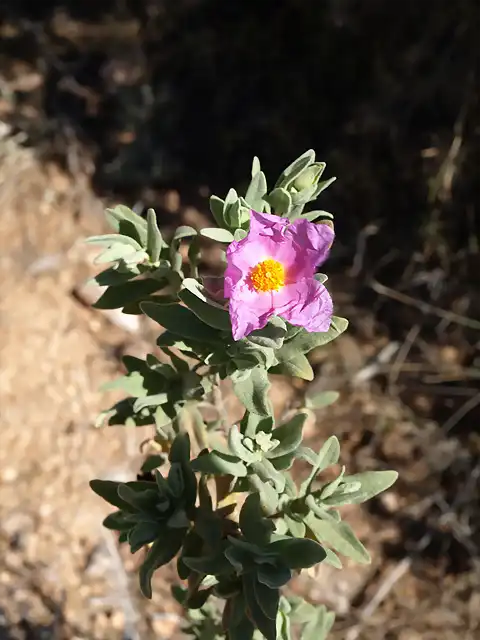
232,366 -> 272,416
245,170 -> 267,211
275,149 -> 315,190
300,436 -> 341,496
320,470 -> 398,506
305,390 -> 339,409
265,188 -> 292,215
93,278 -> 162,310
269,537 -> 326,569
305,514 -> 370,564
146,208 -> 164,262
142,302 -> 220,342
209,195 -> 226,227
286,316 -> 349,354
247,317 -> 287,350
139,534 -> 183,598
268,413 -> 307,458
200,227 -> 235,243
105,205 -> 148,245
179,286 -> 231,331
191,451 -> 248,477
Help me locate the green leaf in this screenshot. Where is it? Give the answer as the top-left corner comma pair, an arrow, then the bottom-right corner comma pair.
286,316 -> 349,354
172,225 -> 197,241
320,470 -> 398,506
93,278 -> 162,310
200,227 -> 235,243
191,451 -> 248,477
102,511 -> 132,531
302,605 -> 335,640
275,149 -> 315,189
128,521 -> 162,553
179,285 -> 231,332
283,514 -> 306,539
139,534 -> 183,598
273,352 -> 314,381
168,432 -> 191,464
94,243 -> 138,264
232,366 -> 272,416
251,459 -> 285,493
265,188 -> 292,215
268,413 -> 307,458
256,563 -> 291,589
269,537 -> 326,569
141,455 -> 165,473
254,579 -> 280,621
245,170 -> 267,212
133,393 -> 169,412
91,266 -> 139,287
292,162 -> 325,191
305,390 -> 339,409
141,302 -> 220,342
229,593 -> 255,640
239,493 -> 274,545
305,514 -> 370,564
228,424 -> 258,464
314,177 -> 337,197
299,436 -> 341,496
324,548 -> 343,569
90,479 -> 132,510
248,474 -> 280,515
243,574 -> 277,640
240,412 -> 274,438
251,156 -> 261,177
146,208 -> 164,262
302,210 -> 333,222
247,317 -> 287,350
209,195 -> 226,227
183,551 -> 233,576
86,233 -> 143,250
105,205 -> 148,246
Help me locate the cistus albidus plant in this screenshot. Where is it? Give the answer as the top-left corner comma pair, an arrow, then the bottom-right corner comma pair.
88,150 -> 398,639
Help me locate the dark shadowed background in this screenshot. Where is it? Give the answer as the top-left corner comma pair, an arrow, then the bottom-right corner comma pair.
0,1 -> 479,639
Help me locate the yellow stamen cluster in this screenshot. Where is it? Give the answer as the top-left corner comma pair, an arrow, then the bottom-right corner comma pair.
250,258 -> 285,292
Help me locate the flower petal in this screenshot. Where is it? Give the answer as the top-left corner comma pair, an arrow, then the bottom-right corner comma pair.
286,219 -> 334,279
229,281 -> 275,340
274,279 -> 333,332
249,210 -> 289,238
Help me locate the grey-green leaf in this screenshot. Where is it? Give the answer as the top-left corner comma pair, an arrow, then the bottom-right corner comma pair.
321,470 -> 398,506
146,208 -> 164,262
179,287 -> 231,332
139,534 -> 183,598
93,278 -> 162,310
285,316 -> 349,355
141,302 -> 220,342
200,228 -> 235,243
265,188 -> 292,215
275,149 -> 315,190
232,366 -> 272,416
305,514 -> 370,564
191,451 -> 248,477
245,170 -> 267,212
269,537 -> 326,569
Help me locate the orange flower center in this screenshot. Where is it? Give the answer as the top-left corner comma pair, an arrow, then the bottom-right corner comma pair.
250,258 -> 285,292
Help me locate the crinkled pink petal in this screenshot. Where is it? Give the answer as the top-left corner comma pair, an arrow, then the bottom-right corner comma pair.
249,210 -> 289,238
285,219 -> 334,280
273,279 -> 333,332
229,280 -> 275,340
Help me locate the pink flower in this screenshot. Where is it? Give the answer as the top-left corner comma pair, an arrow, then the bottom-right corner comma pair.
224,211 -> 334,340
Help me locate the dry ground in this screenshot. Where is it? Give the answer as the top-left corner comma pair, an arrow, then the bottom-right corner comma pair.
0,137 -> 478,640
